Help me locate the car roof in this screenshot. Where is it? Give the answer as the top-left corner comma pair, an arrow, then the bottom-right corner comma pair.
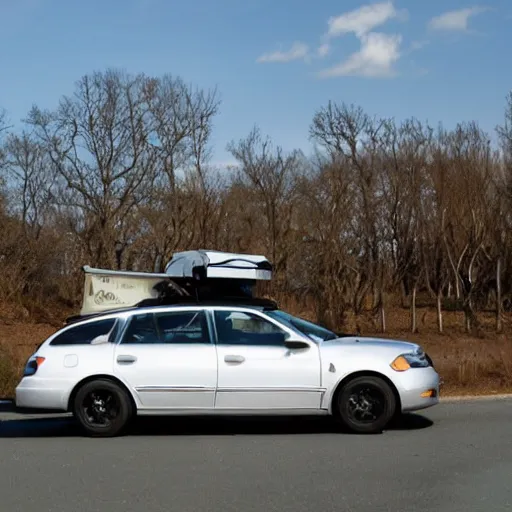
65,298 -> 277,325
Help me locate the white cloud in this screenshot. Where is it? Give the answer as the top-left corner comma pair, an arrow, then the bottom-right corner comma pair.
317,43 -> 330,58
315,2 -> 405,78
428,7 -> 487,31
326,1 -> 398,38
256,2 -> 407,76
318,32 -> 402,78
256,42 -> 309,63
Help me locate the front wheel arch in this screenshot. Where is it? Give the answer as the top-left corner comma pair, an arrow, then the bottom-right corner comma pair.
67,374 -> 137,415
330,370 -> 402,418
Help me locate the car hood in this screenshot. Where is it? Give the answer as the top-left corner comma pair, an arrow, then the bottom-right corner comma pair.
323,336 -> 419,353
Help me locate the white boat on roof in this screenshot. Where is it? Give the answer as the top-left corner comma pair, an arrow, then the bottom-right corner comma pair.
78,250 -> 273,318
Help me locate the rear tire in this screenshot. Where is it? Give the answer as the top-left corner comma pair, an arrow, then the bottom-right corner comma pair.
73,379 -> 133,437
335,375 -> 396,434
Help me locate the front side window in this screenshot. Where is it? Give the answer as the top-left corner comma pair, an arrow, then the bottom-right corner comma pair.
214,310 -> 288,346
50,318 -> 118,346
121,310 -> 210,344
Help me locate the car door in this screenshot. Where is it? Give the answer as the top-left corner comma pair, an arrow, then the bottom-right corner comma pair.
212,308 -> 323,410
113,308 -> 217,410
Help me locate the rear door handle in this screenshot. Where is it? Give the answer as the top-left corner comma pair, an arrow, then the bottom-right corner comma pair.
117,355 -> 137,364
224,355 -> 245,364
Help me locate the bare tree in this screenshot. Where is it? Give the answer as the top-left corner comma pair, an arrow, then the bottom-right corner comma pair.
310,102 -> 387,330
187,84 -> 223,249
440,122 -> 493,333
497,91 -> 512,185
0,108 -> 9,138
493,91 -> 512,330
379,118 -> 432,332
0,108 -> 10,180
135,75 -> 221,270
1,71 -> 512,338
293,157 -> 356,330
3,132 -> 57,237
27,69 -> 155,268
227,126 -> 302,286
144,76 -> 220,191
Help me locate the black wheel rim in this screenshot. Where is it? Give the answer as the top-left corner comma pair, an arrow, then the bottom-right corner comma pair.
345,384 -> 387,425
82,390 -> 120,428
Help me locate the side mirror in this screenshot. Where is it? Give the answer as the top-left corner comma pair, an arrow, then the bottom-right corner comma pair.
284,339 -> 310,350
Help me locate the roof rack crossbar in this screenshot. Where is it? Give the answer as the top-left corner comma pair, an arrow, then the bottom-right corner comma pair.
65,297 -> 278,325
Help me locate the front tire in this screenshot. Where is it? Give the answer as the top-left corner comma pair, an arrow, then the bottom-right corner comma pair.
73,379 -> 133,437
335,375 -> 396,434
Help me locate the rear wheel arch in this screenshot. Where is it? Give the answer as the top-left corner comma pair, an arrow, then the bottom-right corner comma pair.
67,374 -> 138,414
330,370 -> 402,417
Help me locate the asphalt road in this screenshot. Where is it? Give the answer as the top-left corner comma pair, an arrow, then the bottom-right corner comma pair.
0,399 -> 511,512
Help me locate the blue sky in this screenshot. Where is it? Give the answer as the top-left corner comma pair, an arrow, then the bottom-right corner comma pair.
1,0 -> 510,164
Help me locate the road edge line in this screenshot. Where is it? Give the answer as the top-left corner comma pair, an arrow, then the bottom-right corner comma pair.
440,393 -> 512,402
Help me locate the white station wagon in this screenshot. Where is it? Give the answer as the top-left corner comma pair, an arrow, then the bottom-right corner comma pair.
15,250 -> 440,436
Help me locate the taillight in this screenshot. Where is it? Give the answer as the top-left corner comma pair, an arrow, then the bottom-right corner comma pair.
23,356 -> 45,376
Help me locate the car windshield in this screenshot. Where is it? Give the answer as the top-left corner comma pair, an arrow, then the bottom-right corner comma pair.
266,310 -> 338,343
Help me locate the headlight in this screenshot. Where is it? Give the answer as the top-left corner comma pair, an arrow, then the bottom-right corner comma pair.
391,350 -> 430,371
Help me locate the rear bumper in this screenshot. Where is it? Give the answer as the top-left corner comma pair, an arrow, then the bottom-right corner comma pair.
1,399 -> 64,415
397,367 -> 440,412
15,377 -> 69,411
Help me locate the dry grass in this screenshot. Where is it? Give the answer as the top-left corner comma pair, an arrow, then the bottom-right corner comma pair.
344,307 -> 512,397
393,333 -> 512,396
0,322 -> 56,397
0,302 -> 511,399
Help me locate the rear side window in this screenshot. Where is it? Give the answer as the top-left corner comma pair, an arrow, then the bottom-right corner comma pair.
50,318 -> 117,346
121,313 -> 160,344
120,310 -> 210,344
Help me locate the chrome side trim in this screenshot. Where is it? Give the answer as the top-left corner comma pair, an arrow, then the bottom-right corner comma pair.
216,387 -> 326,393
135,386 -> 216,393
136,386 -> 326,393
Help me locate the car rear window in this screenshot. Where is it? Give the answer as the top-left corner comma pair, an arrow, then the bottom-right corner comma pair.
50,318 -> 118,346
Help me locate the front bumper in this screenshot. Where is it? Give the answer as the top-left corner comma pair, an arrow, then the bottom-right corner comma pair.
396,367 -> 440,412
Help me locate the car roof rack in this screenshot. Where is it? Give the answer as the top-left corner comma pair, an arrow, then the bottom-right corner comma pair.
65,296 -> 278,325
74,250 -> 276,322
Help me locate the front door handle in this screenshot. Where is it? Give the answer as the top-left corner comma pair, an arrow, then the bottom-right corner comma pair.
117,355 -> 137,364
224,355 -> 245,364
